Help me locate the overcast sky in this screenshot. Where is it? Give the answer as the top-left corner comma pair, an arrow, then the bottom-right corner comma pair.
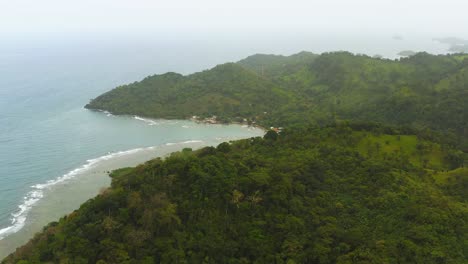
1,0 -> 467,38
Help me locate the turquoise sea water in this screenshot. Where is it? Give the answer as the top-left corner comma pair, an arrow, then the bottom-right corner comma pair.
0,34 -> 454,257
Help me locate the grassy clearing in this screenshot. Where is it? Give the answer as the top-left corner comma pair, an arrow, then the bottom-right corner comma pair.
356,133 -> 447,170
433,167 -> 468,184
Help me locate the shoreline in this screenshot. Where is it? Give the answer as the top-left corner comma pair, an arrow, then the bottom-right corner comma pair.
0,123 -> 264,259
88,108 -> 268,132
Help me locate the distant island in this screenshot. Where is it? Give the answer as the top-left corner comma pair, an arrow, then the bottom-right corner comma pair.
397,50 -> 417,57
434,37 -> 468,53
449,44 -> 468,53
4,51 -> 468,264
433,37 -> 468,45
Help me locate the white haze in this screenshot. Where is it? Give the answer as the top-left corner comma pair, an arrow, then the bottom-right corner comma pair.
1,0 -> 467,38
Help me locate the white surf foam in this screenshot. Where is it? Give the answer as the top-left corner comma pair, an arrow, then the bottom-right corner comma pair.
133,116 -> 159,126
0,190 -> 43,240
95,109 -> 113,117
165,140 -> 203,146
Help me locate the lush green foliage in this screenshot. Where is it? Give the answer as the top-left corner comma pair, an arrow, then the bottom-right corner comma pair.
237,51 -> 318,78
4,124 -> 467,263
6,52 -> 468,263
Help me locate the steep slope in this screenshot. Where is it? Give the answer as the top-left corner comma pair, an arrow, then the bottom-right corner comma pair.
4,124 -> 467,264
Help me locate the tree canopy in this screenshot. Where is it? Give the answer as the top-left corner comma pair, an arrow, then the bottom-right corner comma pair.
5,51 -> 468,263
4,124 -> 467,263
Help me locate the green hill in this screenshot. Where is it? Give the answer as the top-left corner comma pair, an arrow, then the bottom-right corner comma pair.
4,124 -> 467,264
85,63 -> 290,123
86,52 -> 468,150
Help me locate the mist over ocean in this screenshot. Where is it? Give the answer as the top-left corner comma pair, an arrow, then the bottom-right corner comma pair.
0,33 -> 453,256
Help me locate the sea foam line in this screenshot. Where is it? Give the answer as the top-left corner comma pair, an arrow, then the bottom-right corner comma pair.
95,109 -> 113,117
165,140 -> 203,146
133,115 -> 159,126
0,139 -> 204,240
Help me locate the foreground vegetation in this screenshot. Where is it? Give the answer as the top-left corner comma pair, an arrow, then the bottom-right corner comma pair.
4,52 -> 468,263
4,124 -> 468,263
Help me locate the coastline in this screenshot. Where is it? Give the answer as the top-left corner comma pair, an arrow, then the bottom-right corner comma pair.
88,108 -> 268,133
0,122 -> 264,259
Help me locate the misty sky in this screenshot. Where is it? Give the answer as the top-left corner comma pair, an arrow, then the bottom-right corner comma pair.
1,0 -> 467,38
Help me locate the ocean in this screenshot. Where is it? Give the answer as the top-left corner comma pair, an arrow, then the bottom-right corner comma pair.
0,33 -> 456,257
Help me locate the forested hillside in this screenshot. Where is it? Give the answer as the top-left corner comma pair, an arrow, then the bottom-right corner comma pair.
5,52 -> 468,263
4,124 -> 468,263
85,63 -> 290,123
